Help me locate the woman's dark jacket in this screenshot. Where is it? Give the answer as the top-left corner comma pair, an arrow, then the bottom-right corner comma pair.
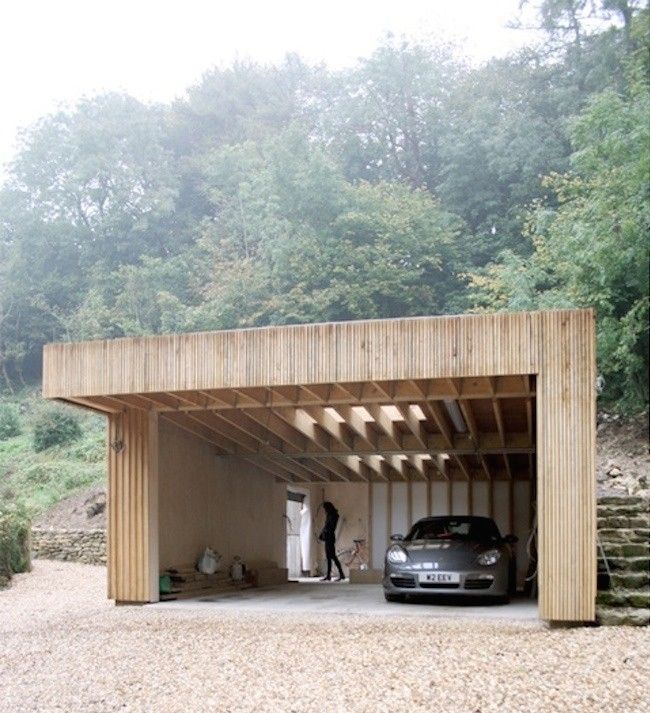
320,510 -> 339,542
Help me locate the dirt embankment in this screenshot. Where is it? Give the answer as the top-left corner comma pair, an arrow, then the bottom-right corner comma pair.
33,486 -> 106,530
597,412 -> 649,498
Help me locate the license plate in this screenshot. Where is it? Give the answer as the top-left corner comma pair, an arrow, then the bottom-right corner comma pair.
418,571 -> 460,584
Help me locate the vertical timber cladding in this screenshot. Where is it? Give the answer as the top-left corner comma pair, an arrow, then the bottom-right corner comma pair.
107,408 -> 159,603
538,310 -> 596,621
43,310 -> 597,619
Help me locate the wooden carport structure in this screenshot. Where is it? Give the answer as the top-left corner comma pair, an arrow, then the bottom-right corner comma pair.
43,309 -> 596,621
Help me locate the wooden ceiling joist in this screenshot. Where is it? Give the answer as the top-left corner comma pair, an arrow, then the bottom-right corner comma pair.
97,375 -> 536,415
67,373 -> 537,483
365,405 -> 402,449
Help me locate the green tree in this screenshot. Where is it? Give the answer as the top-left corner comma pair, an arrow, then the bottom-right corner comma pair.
470,70 -> 649,408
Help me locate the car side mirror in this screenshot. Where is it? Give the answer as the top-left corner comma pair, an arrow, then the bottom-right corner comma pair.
503,534 -> 518,544
390,534 -> 404,542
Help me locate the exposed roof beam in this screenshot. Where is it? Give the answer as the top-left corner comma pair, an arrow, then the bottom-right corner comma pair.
360,455 -> 389,481
371,381 -> 395,400
479,455 -> 492,481
273,407 -> 331,451
503,454 -> 513,480
334,455 -> 369,481
526,396 -> 534,444
492,398 -> 506,447
302,406 -> 355,451
396,404 -> 427,449
66,396 -> 123,414
242,409 -> 308,451
365,405 -> 402,449
113,381 -> 536,413
329,405 -> 379,450
420,400 -> 454,448
161,412 -> 234,455
210,409 -> 285,451
407,454 -> 428,480
452,454 -> 471,480
187,411 -> 260,453
243,457 -> 297,483
457,399 -> 479,446
386,455 -> 409,481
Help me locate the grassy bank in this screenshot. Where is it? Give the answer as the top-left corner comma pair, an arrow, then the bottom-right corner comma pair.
0,389 -> 105,586
0,389 -> 106,515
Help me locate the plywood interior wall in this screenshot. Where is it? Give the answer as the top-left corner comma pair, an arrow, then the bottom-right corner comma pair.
158,419 -> 286,572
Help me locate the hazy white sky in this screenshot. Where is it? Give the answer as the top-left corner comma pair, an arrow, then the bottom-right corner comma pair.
0,0 -> 541,170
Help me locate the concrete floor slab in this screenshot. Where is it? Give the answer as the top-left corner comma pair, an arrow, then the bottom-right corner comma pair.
150,580 -> 539,620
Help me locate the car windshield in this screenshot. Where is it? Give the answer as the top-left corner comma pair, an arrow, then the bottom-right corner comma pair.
406,517 -> 501,544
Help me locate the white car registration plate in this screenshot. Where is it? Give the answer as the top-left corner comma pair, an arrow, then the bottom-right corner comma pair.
418,571 -> 460,584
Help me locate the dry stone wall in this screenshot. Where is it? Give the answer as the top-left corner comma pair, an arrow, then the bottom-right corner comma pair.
31,528 -> 106,566
597,495 -> 649,626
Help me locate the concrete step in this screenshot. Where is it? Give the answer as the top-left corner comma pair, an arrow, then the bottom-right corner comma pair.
597,556 -> 650,572
598,507 -> 649,521
609,572 -> 649,590
596,606 -> 650,627
598,495 -> 648,509
598,528 -> 649,544
597,589 -> 650,608
598,542 -> 649,558
597,515 -> 650,529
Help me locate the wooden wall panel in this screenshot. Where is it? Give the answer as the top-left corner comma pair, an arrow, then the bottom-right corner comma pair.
43,312 -> 541,398
537,310 -> 596,621
108,409 -> 158,603
45,309 -> 596,620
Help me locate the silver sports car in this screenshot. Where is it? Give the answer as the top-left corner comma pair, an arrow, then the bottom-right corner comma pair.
383,515 -> 518,603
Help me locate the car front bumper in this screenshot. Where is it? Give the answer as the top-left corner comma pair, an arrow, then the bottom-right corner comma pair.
383,566 -> 509,597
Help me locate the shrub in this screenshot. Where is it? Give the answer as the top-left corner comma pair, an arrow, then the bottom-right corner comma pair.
22,462 -> 58,485
0,403 -> 21,440
0,504 -> 31,588
32,407 -> 82,452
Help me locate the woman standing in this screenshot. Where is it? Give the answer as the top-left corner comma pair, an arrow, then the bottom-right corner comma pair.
320,501 -> 345,581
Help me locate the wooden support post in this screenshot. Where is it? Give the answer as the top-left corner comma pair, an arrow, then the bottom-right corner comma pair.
468,479 -> 474,516
407,479 -> 413,528
108,409 -> 159,604
367,482 -> 373,570
508,479 -> 515,535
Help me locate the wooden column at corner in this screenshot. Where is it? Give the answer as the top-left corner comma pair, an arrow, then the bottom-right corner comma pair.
107,408 -> 159,604
537,310 -> 596,622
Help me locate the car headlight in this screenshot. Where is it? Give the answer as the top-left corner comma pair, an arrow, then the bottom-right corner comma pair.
386,545 -> 408,564
477,549 -> 501,566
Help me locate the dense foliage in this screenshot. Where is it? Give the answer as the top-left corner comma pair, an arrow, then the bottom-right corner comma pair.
32,406 -> 82,453
0,403 -> 20,441
0,1 -> 647,410
0,503 -> 31,587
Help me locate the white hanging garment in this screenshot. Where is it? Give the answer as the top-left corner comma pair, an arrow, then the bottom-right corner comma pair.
299,504 -> 311,573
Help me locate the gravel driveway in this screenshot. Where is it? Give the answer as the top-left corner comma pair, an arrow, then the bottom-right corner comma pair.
1,561 -> 648,713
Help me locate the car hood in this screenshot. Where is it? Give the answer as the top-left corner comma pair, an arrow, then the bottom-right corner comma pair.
400,539 -> 502,567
